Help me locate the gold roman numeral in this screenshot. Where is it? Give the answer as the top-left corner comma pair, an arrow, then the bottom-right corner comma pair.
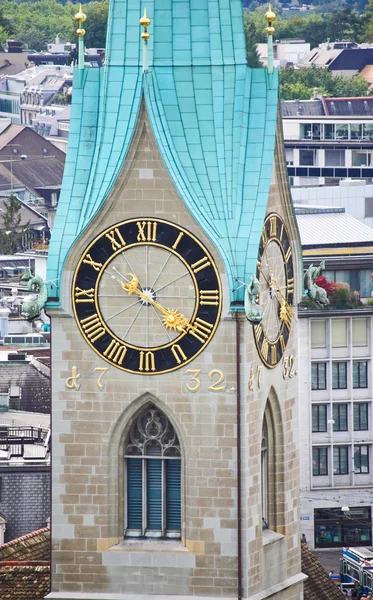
191,256 -> 211,274
189,318 -> 213,343
261,227 -> 268,246
136,221 -> 157,242
285,247 -> 292,263
103,340 -> 127,365
80,313 -> 106,343
199,290 -> 219,306
270,216 -> 277,238
280,334 -> 285,353
171,344 -> 187,365
172,231 -> 184,250
74,287 -> 95,303
254,324 -> 263,343
261,337 -> 269,361
139,351 -> 156,372
105,227 -> 126,251
279,224 -> 284,243
82,253 -> 102,272
287,278 -> 294,295
271,345 -> 277,365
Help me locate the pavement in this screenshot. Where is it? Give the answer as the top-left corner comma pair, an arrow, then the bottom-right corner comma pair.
311,549 -> 343,575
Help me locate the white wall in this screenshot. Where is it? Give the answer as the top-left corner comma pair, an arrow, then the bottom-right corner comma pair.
291,182 -> 373,228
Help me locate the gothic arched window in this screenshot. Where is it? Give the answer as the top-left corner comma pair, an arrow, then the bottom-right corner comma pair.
261,420 -> 269,529
124,405 -> 181,538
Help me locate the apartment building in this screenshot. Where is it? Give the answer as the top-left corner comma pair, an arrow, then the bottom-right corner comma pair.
296,206 -> 373,549
282,97 -> 373,187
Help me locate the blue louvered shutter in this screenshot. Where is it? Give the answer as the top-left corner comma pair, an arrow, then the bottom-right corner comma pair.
127,458 -> 143,530
166,459 -> 181,532
147,459 -> 162,531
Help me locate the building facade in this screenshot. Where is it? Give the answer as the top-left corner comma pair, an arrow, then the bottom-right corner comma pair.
46,1 -> 305,598
282,97 -> 373,187
299,311 -> 373,549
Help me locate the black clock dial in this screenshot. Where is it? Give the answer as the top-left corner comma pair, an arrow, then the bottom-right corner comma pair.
72,218 -> 222,374
254,213 -> 294,368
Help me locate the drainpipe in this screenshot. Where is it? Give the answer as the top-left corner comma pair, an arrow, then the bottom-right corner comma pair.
235,312 -> 243,600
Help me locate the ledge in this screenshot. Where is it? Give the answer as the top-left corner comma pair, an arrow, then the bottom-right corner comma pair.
46,594 -> 236,600
248,572 -> 308,600
262,529 -> 284,546
108,539 -> 189,553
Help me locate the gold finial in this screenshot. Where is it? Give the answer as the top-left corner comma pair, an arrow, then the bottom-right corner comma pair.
139,7 -> 151,27
265,4 -> 275,35
75,4 -> 87,24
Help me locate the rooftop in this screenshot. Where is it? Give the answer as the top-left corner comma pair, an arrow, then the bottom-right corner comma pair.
295,206 -> 373,248
0,527 -> 50,599
0,358 -> 50,413
302,542 -> 345,600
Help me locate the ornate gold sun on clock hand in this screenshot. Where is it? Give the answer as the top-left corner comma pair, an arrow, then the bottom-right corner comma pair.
120,274 -> 191,333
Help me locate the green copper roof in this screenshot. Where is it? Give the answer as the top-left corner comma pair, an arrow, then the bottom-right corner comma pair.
47,0 -> 279,308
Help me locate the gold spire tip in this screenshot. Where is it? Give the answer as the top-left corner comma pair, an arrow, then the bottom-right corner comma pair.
139,7 -> 151,28
265,3 -> 276,23
75,3 -> 87,24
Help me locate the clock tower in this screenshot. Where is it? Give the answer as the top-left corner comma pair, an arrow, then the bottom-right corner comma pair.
46,2 -> 305,599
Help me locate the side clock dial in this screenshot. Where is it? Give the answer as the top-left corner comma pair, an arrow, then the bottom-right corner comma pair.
72,218 -> 222,375
254,213 -> 294,368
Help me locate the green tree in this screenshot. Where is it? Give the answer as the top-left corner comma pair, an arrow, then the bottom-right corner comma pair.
280,66 -> 371,99
0,195 -> 29,254
245,20 -> 263,67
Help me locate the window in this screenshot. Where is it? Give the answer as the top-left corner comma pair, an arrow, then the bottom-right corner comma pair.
359,270 -> 373,297
353,319 -> 368,347
333,446 -> 348,474
312,405 -> 327,432
301,123 -> 321,139
332,320 -> 347,348
311,320 -> 326,349
261,421 -> 268,528
353,362 -> 368,389
124,405 -> 181,538
335,125 -> 348,140
285,148 -> 294,166
354,403 -> 368,431
332,362 -> 347,389
313,447 -> 328,475
350,124 -> 363,140
333,404 -> 348,431
325,149 -> 345,167
314,507 -> 372,548
323,123 -> 335,140
352,150 -> 372,167
365,197 -> 373,218
312,363 -> 327,390
299,149 -> 317,166
354,445 -> 369,474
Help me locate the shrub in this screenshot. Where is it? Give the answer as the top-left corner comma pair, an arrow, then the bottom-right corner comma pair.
332,283 -> 351,305
315,276 -> 337,299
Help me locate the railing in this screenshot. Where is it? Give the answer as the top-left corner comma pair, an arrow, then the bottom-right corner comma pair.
284,135 -> 373,142
0,426 -> 49,458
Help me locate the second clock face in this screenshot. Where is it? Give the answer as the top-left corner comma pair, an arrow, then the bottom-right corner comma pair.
72,218 -> 222,374
254,213 -> 294,368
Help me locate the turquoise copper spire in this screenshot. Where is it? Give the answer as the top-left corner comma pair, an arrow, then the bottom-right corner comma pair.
47,0 -> 279,307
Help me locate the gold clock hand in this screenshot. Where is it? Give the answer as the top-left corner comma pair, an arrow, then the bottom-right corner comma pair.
120,275 -> 191,333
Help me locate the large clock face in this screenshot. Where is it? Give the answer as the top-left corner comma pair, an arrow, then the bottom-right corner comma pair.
254,213 -> 294,368
72,218 -> 222,374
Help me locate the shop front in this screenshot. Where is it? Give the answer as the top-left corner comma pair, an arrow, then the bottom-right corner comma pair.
314,507 -> 372,548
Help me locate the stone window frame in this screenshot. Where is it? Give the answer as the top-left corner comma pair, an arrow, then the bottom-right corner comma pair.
124,404 -> 181,539
108,393 -> 186,545
261,388 -> 285,535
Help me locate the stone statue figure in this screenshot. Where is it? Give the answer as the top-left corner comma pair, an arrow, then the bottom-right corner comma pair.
304,260 -> 329,306
244,274 -> 263,323
20,268 -> 48,321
